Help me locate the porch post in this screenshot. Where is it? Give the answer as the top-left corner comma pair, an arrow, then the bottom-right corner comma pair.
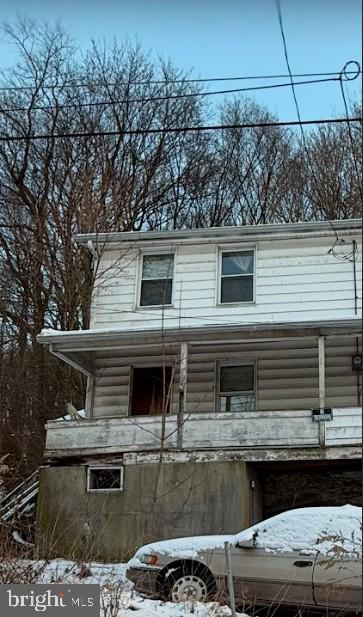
84,375 -> 95,419
318,335 -> 326,446
177,342 -> 188,449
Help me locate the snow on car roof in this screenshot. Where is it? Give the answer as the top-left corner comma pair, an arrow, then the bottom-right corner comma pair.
233,505 -> 361,556
129,506 -> 362,564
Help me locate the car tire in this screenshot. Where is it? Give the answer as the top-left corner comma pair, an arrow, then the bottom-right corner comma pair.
166,564 -> 216,603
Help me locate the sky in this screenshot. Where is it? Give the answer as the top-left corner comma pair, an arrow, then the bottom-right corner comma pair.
0,0 -> 361,121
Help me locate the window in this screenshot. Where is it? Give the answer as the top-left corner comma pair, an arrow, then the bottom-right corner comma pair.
140,254 -> 174,306
87,467 -> 124,492
220,250 -> 254,303
130,366 -> 172,416
219,364 -> 255,412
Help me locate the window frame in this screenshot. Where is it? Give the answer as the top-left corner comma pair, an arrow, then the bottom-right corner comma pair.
216,360 -> 257,413
136,250 -> 175,309
217,246 -> 256,306
86,466 -> 124,493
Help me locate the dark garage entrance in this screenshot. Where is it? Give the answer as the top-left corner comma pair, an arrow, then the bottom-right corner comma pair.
248,459 -> 362,522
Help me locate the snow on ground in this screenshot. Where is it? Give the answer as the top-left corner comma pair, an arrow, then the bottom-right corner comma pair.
12,559 -> 248,617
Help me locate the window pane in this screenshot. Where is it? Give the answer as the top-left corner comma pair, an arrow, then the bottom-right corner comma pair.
221,276 -> 253,303
220,394 -> 256,412
89,469 -> 121,490
140,279 -> 172,306
222,251 -> 254,276
220,365 -> 254,392
142,254 -> 174,279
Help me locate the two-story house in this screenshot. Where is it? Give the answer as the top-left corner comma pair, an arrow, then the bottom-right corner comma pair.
37,220 -> 362,561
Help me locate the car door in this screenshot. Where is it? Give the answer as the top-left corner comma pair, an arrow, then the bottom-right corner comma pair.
217,545 -> 316,609
313,553 -> 362,613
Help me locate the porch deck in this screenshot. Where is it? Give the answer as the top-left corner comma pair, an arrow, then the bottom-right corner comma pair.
45,406 -> 361,457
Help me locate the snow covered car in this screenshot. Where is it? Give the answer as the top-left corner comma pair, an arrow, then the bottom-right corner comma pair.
127,506 -> 362,613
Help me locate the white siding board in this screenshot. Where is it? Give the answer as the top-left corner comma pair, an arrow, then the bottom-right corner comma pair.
91,233 -> 362,331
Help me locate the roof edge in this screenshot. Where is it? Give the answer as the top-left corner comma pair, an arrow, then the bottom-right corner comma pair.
73,219 -> 362,249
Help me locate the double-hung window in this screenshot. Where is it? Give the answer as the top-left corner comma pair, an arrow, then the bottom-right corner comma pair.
140,254 -> 174,306
220,250 -> 254,303
219,364 -> 256,412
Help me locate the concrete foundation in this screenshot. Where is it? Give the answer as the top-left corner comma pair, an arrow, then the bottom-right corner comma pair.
36,460 -> 251,561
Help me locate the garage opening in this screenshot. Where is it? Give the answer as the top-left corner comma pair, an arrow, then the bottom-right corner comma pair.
130,366 -> 172,416
248,460 -> 362,522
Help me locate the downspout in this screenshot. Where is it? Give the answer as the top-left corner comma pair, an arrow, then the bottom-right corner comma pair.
352,240 -> 361,406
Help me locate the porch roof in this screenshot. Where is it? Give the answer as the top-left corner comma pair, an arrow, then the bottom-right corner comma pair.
38,317 -> 361,354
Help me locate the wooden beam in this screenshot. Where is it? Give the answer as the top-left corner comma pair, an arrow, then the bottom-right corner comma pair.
84,375 -> 95,418
318,336 -> 326,447
50,345 -> 93,376
177,342 -> 188,449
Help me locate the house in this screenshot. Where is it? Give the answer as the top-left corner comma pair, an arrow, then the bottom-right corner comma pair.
36,219 -> 362,561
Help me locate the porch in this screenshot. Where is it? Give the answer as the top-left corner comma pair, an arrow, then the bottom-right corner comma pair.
39,318 -> 362,458
45,406 -> 362,457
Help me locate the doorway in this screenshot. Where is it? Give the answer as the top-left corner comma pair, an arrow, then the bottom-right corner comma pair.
130,366 -> 172,416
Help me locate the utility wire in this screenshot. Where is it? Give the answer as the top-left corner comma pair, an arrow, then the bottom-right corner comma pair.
0,117 -> 360,142
275,0 -> 342,243
0,76 -> 343,115
0,69 -> 361,92
338,61 -> 363,201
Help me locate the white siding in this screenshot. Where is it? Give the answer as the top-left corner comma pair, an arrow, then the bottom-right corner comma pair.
91,337 -> 361,418
90,234 -> 362,331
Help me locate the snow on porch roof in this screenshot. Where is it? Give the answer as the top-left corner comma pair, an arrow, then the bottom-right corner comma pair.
38,318 -> 362,352
73,219 -> 362,249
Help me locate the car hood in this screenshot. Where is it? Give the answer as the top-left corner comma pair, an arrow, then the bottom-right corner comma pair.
128,534 -> 233,566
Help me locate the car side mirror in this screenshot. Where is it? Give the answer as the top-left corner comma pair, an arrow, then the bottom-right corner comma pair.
236,537 -> 255,548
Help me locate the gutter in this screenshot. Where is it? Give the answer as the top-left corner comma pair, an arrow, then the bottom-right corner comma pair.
73,220 -> 362,250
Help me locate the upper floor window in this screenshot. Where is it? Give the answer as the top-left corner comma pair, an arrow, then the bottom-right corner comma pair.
220,250 -> 254,303
140,254 -> 174,306
219,363 -> 256,412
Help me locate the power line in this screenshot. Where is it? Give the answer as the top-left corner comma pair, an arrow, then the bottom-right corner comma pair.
0,117 -> 360,142
0,69 -> 361,92
275,0 -> 342,243
0,76 -> 344,115
338,61 -> 363,202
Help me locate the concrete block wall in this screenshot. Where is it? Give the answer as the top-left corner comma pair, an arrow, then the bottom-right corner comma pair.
36,460 -> 250,561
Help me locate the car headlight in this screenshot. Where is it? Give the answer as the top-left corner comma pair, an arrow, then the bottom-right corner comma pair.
140,554 -> 158,565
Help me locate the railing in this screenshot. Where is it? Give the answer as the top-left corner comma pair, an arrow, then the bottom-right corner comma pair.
0,470 -> 39,522
44,407 -> 361,457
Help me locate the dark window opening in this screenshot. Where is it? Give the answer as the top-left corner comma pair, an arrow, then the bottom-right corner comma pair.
130,366 -> 172,416
87,467 -> 123,492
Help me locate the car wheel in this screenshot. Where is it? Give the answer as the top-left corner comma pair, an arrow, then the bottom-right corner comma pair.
167,565 -> 215,603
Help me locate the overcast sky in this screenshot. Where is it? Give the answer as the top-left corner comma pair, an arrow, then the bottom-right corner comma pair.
0,0 -> 361,120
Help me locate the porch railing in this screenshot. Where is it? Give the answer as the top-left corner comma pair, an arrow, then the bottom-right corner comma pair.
44,407 -> 361,457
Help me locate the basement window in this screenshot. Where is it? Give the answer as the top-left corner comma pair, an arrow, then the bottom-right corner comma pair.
87,467 -> 124,492
140,254 -> 174,306
219,363 -> 256,412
